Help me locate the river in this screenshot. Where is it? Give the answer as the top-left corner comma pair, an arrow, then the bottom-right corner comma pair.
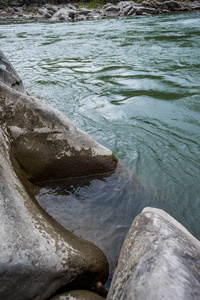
1,12 -> 200,286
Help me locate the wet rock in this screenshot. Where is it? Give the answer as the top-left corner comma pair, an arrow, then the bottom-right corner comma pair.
50,289 -> 105,300
0,51 -> 112,300
107,207 -> 200,300
0,50 -> 25,93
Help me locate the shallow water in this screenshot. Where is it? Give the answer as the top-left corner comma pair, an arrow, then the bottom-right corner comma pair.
1,12 -> 200,285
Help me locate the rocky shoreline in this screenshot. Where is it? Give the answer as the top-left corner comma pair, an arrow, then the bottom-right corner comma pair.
0,0 -> 200,22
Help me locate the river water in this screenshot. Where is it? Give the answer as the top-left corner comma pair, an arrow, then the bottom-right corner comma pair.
1,12 -> 200,285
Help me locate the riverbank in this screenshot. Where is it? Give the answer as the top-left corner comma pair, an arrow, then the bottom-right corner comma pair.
0,0 -> 200,21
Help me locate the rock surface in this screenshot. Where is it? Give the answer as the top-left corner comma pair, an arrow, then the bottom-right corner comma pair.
107,207 -> 200,300
0,49 -> 25,93
0,1 -> 199,22
50,289 -> 105,300
0,80 -> 117,185
0,51 -> 113,299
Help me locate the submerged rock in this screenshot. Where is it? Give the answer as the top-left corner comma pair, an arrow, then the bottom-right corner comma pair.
107,207 -> 200,300
0,51 -> 116,299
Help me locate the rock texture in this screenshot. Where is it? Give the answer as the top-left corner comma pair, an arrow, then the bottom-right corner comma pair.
0,1 -> 199,21
107,207 -> 200,300
0,52 -> 114,299
0,80 -> 117,184
0,49 -> 25,93
50,290 -> 105,300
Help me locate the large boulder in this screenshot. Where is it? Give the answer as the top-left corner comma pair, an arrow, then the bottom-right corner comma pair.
0,51 -> 117,299
0,49 -> 25,93
0,124 -> 109,299
0,81 -> 117,185
107,207 -> 200,300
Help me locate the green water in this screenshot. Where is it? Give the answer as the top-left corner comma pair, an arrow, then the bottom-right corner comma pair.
1,12 -> 200,285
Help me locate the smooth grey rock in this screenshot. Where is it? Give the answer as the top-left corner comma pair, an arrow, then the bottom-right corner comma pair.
0,52 -> 116,299
161,0 -> 182,11
107,207 -> 200,300
52,8 -> 70,20
0,50 -> 25,93
0,81 -> 117,184
0,123 -> 109,300
50,290 -> 105,300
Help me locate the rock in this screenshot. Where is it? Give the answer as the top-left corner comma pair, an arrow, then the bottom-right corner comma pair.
77,9 -> 92,16
0,52 -> 113,299
66,3 -> 76,10
191,2 -> 200,10
50,289 -> 105,300
44,11 -> 53,18
161,0 -> 182,11
127,7 -> 136,16
121,4 -> 133,15
45,4 -> 59,13
0,121 -> 109,299
104,4 -> 120,12
68,10 -> 76,20
52,7 -> 70,20
135,6 -> 158,15
0,50 -> 25,93
107,207 -> 200,300
0,80 -> 117,184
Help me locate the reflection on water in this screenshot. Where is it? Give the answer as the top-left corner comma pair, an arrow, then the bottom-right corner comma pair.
35,162 -> 163,287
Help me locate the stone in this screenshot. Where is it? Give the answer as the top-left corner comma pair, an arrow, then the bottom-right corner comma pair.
0,52 -> 114,299
52,7 -> 69,20
50,290 -> 105,300
0,81 -> 117,185
121,4 -> 133,15
107,207 -> 200,300
0,122 -> 109,299
104,5 -> 120,12
0,50 -> 25,93
135,7 -> 158,15
45,4 -> 58,13
191,2 -> 200,10
127,7 -> 136,16
161,0 -> 182,11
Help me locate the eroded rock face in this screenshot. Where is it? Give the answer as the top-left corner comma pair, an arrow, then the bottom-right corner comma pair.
0,81 -> 117,184
0,126 -> 109,300
0,50 -> 25,93
0,51 -> 114,299
107,207 -> 200,300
